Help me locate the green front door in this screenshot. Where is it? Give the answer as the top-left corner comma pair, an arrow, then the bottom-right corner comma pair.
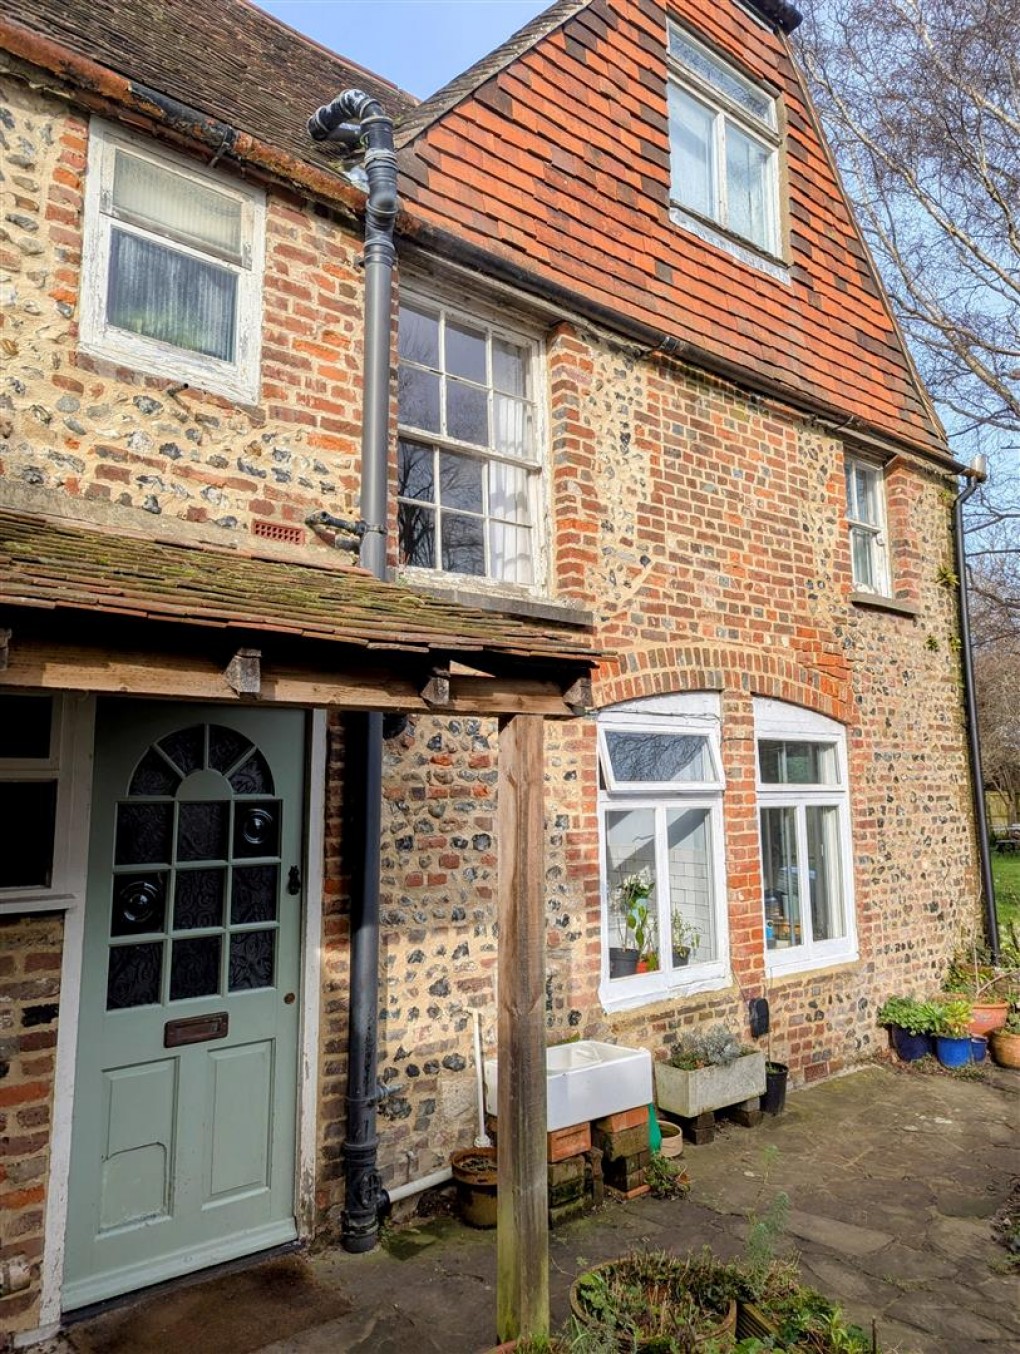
64,702 -> 306,1310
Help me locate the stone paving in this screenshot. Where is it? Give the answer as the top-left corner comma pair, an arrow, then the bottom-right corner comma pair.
64,1064 -> 1019,1354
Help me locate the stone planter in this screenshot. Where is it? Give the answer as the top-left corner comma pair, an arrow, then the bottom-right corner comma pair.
655,1051 -> 766,1119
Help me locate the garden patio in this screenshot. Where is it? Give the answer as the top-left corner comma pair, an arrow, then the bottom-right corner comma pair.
61,1062 -> 1019,1354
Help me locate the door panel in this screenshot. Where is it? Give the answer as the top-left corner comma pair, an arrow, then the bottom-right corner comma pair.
64,702 -> 306,1310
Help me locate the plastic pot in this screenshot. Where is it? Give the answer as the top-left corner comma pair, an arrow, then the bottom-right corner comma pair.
761,1061 -> 788,1115
609,947 -> 639,979
934,1034 -> 973,1068
969,1035 -> 987,1064
889,1025 -> 932,1062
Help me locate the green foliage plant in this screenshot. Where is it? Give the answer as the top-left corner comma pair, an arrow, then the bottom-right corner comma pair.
932,997 -> 973,1038
875,995 -> 937,1036
667,1025 -> 750,1071
646,1153 -> 691,1200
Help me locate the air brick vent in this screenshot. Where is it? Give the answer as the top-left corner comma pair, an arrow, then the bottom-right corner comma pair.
252,520 -> 306,546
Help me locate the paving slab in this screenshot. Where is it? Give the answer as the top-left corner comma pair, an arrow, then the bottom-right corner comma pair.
59,1063 -> 1019,1354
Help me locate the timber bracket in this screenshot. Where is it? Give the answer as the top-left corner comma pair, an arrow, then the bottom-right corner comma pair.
224,647 -> 262,696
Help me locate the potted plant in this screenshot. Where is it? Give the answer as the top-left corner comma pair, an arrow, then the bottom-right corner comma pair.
876,994 -> 937,1062
655,1025 -> 766,1119
943,946 -> 1017,1035
932,997 -> 975,1068
989,1001 -> 1020,1069
608,869 -> 653,978
671,913 -> 700,968
569,1248 -> 738,1349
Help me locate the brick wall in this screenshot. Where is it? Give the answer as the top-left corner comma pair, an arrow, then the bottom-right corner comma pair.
0,914 -> 62,1341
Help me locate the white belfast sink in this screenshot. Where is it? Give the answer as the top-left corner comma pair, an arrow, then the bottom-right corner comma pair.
484,1040 -> 653,1132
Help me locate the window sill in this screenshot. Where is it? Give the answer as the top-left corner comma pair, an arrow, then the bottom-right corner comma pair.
0,891 -> 80,915
398,572 -> 594,628
669,206 -> 790,284
850,592 -> 920,618
600,966 -> 731,1013
765,949 -> 859,981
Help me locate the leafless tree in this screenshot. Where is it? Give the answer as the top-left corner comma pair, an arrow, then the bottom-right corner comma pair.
971,568 -> 1020,822
797,0 -> 1019,605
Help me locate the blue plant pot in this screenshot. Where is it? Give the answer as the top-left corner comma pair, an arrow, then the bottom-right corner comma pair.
889,1026 -> 931,1062
970,1036 -> 988,1064
934,1035 -> 973,1068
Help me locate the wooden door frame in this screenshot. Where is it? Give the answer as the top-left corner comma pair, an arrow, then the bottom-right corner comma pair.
30,702 -> 325,1339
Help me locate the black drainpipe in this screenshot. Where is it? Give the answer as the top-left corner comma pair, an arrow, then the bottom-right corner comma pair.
308,89 -> 398,1251
954,454 -> 999,962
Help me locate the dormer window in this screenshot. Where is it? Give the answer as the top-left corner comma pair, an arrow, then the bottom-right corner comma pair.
667,24 -> 782,257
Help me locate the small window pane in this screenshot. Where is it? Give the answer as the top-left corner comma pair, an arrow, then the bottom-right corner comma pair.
488,462 -> 531,524
605,807 -> 657,969
208,726 -> 253,776
0,696 -> 52,759
397,364 -> 441,433
231,864 -> 279,925
726,124 -> 770,249
398,440 -> 434,502
398,501 -> 435,567
440,452 -> 484,514
129,748 -> 181,798
489,522 -> 533,586
853,464 -> 880,525
493,395 -> 532,458
229,930 -> 275,991
441,512 -> 485,575
108,229 -> 237,362
113,150 -> 242,259
159,726 -> 205,777
398,304 -> 440,366
0,781 -> 57,888
807,806 -> 845,942
107,942 -> 163,1010
761,806 -> 802,949
667,808 -> 715,964
177,801 -> 229,862
228,750 -> 274,796
173,868 -> 225,930
851,526 -> 876,589
115,801 -> 173,867
493,338 -> 527,396
669,29 -> 775,126
669,85 -> 716,219
446,378 -> 489,446
445,320 -> 487,383
606,731 -> 712,783
758,740 -> 837,785
170,935 -> 221,1000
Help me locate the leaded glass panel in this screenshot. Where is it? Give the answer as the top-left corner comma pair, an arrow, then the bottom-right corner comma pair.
177,800 -> 229,862
170,935 -> 221,1000
159,726 -> 205,776
229,930 -> 275,991
228,751 -> 274,795
107,942 -> 163,1009
173,868 -> 225,930
208,726 -> 253,776
115,801 -> 173,866
231,864 -> 279,924
129,748 -> 181,797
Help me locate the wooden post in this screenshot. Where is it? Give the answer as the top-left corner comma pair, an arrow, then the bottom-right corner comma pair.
496,713 -> 549,1344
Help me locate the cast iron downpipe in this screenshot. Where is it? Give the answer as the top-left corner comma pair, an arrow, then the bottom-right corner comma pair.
308,89 -> 398,1251
954,454 -> 1000,962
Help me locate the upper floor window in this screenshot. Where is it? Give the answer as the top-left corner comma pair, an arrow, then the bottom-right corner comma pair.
667,24 -> 781,256
598,694 -> 729,1010
397,297 -> 542,588
755,699 -> 857,975
81,121 -> 265,403
844,456 -> 890,595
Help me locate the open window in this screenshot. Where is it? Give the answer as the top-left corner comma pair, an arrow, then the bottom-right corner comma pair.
598,694 -> 729,1009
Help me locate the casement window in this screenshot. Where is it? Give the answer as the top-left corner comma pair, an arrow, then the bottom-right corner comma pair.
397,298 -> 542,587
844,456 -> 890,595
755,699 -> 857,974
81,120 -> 265,403
598,695 -> 729,1009
0,692 -> 93,911
667,23 -> 781,257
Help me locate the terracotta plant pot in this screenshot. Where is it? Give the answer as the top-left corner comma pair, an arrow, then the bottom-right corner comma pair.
967,1002 -> 1009,1037
989,1029 -> 1020,1069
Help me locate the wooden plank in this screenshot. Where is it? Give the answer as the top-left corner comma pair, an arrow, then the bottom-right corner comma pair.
496,714 -> 549,1343
0,637 -> 580,717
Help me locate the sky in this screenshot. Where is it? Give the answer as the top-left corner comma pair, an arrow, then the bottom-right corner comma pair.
257,0 -> 551,99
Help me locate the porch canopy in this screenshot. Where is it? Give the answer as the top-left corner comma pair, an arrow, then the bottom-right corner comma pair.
0,509 -> 598,715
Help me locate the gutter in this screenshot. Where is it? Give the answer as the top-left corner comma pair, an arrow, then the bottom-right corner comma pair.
1,14 -> 959,477
954,456 -> 999,962
306,88 -> 398,1255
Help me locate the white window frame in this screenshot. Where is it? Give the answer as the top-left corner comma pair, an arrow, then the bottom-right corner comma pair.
845,455 -> 891,596
396,288 -> 548,594
666,23 -> 782,259
0,692 -> 95,914
598,694 -> 730,1012
80,119 -> 265,404
754,698 -> 858,976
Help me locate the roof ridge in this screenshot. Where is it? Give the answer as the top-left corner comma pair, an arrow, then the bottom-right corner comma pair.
394,0 -> 595,149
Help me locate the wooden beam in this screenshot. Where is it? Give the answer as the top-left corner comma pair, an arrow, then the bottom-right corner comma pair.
0,628 -> 9,672
0,637 -> 583,717
496,713 -> 549,1344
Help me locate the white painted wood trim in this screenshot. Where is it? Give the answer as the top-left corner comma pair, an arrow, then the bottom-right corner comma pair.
37,697 -> 96,1330
296,709 -> 326,1237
